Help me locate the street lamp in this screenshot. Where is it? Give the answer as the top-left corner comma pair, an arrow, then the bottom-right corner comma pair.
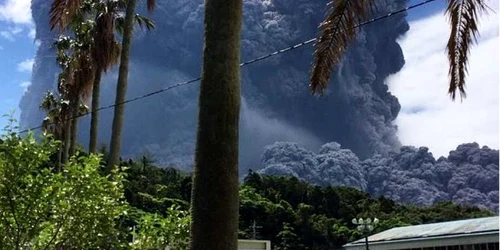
352,217 -> 379,250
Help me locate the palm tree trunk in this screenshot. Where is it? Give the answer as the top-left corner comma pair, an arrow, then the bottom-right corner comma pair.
55,130 -> 63,171
189,0 -> 242,249
62,120 -> 71,164
57,149 -> 62,172
89,71 -> 102,153
69,95 -> 80,156
107,0 -> 137,172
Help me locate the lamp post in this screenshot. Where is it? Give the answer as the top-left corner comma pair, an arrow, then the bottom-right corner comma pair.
352,218 -> 379,250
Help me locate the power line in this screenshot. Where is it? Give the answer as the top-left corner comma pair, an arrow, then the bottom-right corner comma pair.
239,0 -> 439,66
19,0 -> 438,134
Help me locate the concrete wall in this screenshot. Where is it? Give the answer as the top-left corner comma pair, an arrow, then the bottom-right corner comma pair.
238,239 -> 271,250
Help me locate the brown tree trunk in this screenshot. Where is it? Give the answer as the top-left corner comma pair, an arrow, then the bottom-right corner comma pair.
107,0 -> 137,172
62,119 -> 71,164
69,95 -> 80,156
89,71 -> 102,153
189,0 -> 242,249
54,129 -> 63,171
57,149 -> 62,172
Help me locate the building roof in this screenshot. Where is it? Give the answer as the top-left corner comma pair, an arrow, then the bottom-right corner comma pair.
343,216 -> 499,250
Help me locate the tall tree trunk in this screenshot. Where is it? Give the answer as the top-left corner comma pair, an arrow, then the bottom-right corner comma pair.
62,119 -> 71,164
189,0 -> 242,249
69,95 -> 80,156
55,130 -> 63,171
57,149 -> 62,172
107,0 -> 136,172
89,71 -> 102,153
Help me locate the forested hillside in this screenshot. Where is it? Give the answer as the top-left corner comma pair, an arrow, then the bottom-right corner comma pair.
0,128 -> 493,249
122,157 -> 494,249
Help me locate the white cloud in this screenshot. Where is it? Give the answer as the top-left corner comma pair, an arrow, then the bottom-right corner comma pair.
1,26 -> 27,41
0,0 -> 34,41
10,26 -> 22,35
28,28 -> 35,39
388,6 -> 499,157
0,30 -> 14,41
0,0 -> 33,25
17,58 -> 34,73
20,81 -> 31,92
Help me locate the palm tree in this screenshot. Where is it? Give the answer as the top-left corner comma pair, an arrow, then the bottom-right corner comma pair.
40,91 -> 88,170
53,34 -> 92,162
89,0 -> 122,153
40,92 -> 69,170
51,0 -> 97,159
90,0 -> 154,154
52,36 -> 72,163
58,21 -> 96,157
50,0 -> 154,156
107,0 -> 155,171
51,0 -> 92,161
189,0 -> 243,249
310,0 -> 489,100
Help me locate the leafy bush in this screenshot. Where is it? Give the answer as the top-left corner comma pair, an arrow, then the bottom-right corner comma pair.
129,205 -> 190,250
0,123 -> 127,249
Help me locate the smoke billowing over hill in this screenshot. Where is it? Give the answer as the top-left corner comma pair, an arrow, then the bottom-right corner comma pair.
259,142 -> 499,212
23,0 -> 407,172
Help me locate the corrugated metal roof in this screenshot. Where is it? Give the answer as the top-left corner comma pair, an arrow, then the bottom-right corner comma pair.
348,216 -> 499,245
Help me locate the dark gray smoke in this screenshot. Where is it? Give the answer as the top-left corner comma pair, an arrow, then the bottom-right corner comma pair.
259,142 -> 499,212
22,0 -> 408,173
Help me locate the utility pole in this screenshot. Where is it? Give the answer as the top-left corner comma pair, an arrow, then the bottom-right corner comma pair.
250,220 -> 262,239
365,234 -> 369,250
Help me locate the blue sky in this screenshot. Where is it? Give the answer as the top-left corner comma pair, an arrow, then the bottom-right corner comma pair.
0,0 -> 37,130
0,0 -> 498,156
407,0 -> 447,21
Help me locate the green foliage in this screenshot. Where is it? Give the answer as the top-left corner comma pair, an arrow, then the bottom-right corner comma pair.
122,164 -> 494,250
239,172 -> 494,249
40,91 -> 70,138
0,118 -> 493,250
0,123 -> 126,249
275,223 -> 302,250
129,205 -> 190,250
0,125 -> 60,249
122,158 -> 191,215
48,155 -> 127,249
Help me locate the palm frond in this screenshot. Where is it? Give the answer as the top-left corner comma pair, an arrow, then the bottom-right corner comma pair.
40,92 -> 68,136
58,62 -> 75,97
73,52 -> 97,100
50,0 -> 83,31
446,0 -> 487,100
115,16 -> 125,35
42,118 -> 52,134
78,103 -> 90,115
40,92 -> 56,111
135,14 -> 155,30
309,0 -> 375,95
94,9 -> 121,72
